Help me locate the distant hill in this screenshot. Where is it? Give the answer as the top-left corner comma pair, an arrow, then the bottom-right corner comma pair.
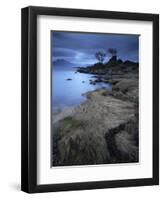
52,59 -> 77,69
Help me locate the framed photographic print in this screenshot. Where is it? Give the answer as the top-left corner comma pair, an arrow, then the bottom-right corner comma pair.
21,6 -> 159,193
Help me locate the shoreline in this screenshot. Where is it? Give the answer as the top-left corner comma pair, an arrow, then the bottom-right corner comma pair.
53,72 -> 138,124
52,75 -> 139,166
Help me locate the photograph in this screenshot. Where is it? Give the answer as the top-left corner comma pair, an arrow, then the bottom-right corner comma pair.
51,31 -> 139,167
21,6 -> 159,193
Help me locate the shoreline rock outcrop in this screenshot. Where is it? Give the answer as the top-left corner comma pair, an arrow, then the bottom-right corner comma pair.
77,60 -> 138,75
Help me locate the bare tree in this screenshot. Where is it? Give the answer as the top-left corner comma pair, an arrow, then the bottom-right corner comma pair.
95,51 -> 106,63
108,48 -> 117,57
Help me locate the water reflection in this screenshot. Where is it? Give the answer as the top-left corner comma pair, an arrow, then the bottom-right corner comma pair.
52,67 -> 111,112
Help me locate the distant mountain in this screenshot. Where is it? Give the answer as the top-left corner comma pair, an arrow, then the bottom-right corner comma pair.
53,59 -> 77,69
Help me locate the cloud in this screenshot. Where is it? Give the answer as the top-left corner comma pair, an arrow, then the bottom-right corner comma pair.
52,31 -> 139,64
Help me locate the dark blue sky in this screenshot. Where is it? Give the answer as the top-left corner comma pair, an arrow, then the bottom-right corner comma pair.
52,31 -> 139,65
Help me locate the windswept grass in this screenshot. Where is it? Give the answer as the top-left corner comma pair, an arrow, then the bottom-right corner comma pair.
52,116 -> 110,166
54,116 -> 86,136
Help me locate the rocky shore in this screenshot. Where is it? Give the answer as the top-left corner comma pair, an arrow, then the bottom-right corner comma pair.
77,60 -> 138,75
52,75 -> 139,166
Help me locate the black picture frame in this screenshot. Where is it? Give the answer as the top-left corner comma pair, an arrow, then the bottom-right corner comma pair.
21,6 -> 159,193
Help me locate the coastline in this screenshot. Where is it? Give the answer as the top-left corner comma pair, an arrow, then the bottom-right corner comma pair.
52,75 -> 139,166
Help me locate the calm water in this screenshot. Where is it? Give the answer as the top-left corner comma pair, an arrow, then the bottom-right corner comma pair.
52,67 -> 112,112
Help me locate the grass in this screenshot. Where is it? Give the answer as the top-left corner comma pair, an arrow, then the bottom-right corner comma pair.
53,116 -> 86,138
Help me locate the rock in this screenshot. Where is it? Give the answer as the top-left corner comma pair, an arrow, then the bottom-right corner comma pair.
111,79 -> 138,103
117,59 -> 123,64
107,79 -> 119,85
77,58 -> 138,78
123,60 -> 138,66
89,80 -> 96,85
95,77 -> 103,83
108,55 -> 117,62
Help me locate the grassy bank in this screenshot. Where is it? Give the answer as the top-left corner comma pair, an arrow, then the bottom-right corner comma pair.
52,77 -> 139,166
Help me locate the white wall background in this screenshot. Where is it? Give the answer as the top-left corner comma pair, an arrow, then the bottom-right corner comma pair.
0,0 -> 162,199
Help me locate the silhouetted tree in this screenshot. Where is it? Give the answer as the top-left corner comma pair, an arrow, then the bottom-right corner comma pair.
95,51 -> 106,63
108,48 -> 117,56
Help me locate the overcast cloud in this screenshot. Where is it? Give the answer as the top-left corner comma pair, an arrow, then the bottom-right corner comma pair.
52,31 -> 139,65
